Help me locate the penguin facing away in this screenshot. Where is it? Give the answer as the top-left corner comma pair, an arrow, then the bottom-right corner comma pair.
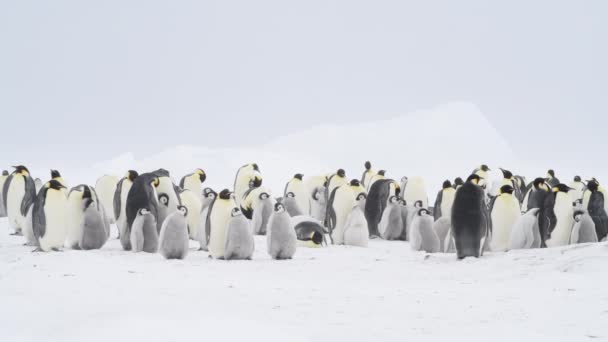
365,179 -> 399,238
451,174 -> 490,259
224,208 -> 255,260
130,208 -> 159,253
546,169 -> 560,188
490,184 -> 521,252
570,210 -> 598,244
409,208 -> 440,253
433,180 -> 455,221
267,203 -> 297,260
378,196 -> 404,240
32,180 -> 68,252
585,180 -> 608,241
343,193 -> 369,247
124,173 -> 160,251
158,206 -> 190,259
523,177 -> 550,212
509,208 -> 541,250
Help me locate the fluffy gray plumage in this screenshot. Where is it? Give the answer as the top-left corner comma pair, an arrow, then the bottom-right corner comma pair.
158,209 -> 189,259
130,209 -> 159,253
267,206 -> 297,260
433,217 -> 451,252
570,211 -> 598,244
224,210 -> 255,260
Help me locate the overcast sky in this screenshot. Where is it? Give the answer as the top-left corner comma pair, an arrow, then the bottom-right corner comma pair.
1,0 -> 606,169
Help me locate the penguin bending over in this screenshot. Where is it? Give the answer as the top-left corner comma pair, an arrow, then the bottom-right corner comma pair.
585,180 -> 608,241
224,208 -> 255,260
343,193 -> 369,247
3,165 -> 36,235
509,208 -> 541,250
366,170 -> 386,193
327,179 -> 366,244
472,164 -> 491,188
292,215 -> 328,248
179,168 -> 206,200
490,185 -> 521,252
114,170 -> 138,240
267,203 -> 297,260
284,174 -> 310,215
158,206 -> 190,259
378,196 -> 403,240
409,208 -> 440,253
0,170 -> 9,217
365,179 -> 400,237
32,180 -> 68,252
124,173 -> 160,251
433,180 -> 456,221
207,189 -> 237,259
130,208 -> 159,253
570,210 -> 598,244
233,163 -> 262,209
95,174 -> 119,224
451,174 -> 490,259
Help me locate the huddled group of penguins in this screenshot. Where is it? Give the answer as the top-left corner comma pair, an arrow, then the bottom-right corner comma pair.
0,161 -> 606,260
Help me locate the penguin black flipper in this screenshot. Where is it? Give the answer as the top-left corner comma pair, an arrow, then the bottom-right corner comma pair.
588,192 -> 608,241
32,186 -> 48,242
113,178 -> 124,221
173,184 -> 183,205
364,179 -> 391,237
433,189 -> 443,221
326,187 -> 339,234
538,194 -> 557,245
1,173 -> 13,212
205,198 -> 216,247
179,174 -> 190,189
20,176 -> 37,217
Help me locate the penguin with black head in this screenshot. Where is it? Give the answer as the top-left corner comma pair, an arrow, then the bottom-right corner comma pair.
451,174 -> 490,259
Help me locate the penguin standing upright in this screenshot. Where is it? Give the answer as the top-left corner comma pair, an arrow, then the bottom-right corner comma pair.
522,177 -> 550,212
177,188 -> 202,241
472,164 -> 491,188
405,200 -> 424,239
195,188 -> 217,250
130,208 -> 159,253
327,179 -> 366,244
233,163 -> 262,208
283,192 -> 304,217
451,174 -> 490,259
453,177 -> 464,190
65,185 -> 102,249
207,189 -> 237,259
409,208 -> 440,253
365,179 -> 400,237
510,208 -> 541,250
304,174 -> 328,219
224,208 -> 255,260
325,169 -> 349,217
179,168 -> 206,199
497,168 -> 522,201
544,184 -> 575,247
124,173 -> 160,251
360,161 -> 376,189
114,170 -> 138,240
433,180 -> 456,221
50,170 -> 67,188
95,175 -> 119,224
78,186 -> 111,250
3,165 -> 36,235
366,170 -> 386,192
0,170 -> 9,217
490,185 -> 521,252
513,175 -> 527,203
378,196 -> 403,240
433,217 -> 451,252
342,193 -> 369,247
569,176 -> 585,202
398,198 -> 408,240
546,169 -> 560,187
284,174 -> 310,215
158,206 -> 190,260
32,180 -> 68,252
585,180 -> 608,241
570,210 -> 598,244
402,176 -> 428,208
153,169 -> 181,233
267,203 -> 297,260
241,186 -> 275,234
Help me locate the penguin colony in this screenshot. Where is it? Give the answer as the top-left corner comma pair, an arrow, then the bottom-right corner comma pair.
1,162 -> 607,260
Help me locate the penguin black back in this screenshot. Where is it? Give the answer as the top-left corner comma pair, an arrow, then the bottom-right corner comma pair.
451,176 -> 487,259
364,179 -> 393,237
125,173 -> 159,232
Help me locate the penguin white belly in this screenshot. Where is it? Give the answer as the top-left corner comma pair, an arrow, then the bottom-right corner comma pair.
582,190 -> 591,211
22,205 -> 36,246
117,183 -> 132,234
95,176 -> 118,223
490,196 -> 521,252
39,191 -> 68,251
65,192 -> 84,248
208,201 -> 234,258
439,190 -> 455,219
287,182 -> 310,215
184,177 -> 203,199
331,188 -> 356,245
180,191 -> 202,240
546,193 -> 574,247
403,177 -> 428,208
159,178 -> 179,210
343,208 -> 368,247
6,176 -> 25,230
569,185 -> 583,202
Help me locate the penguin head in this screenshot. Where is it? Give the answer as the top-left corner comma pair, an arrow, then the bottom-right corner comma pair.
480,164 -> 490,172
46,179 -> 66,191
82,185 -> 92,200
417,208 -> 430,216
203,187 -> 216,197
364,161 -> 372,171
249,174 -> 263,188
219,189 -> 232,200
50,169 -> 61,179
356,192 -> 367,201
466,174 -> 482,185
389,196 -> 398,204
12,165 -> 30,176
158,193 -> 169,206
337,169 -> 346,178
401,176 -> 409,183
231,207 -> 242,217
499,185 -> 515,195
138,208 -> 150,216
127,170 -> 139,182
274,202 -> 285,213
2,170 -> 8,176
442,180 -> 452,189
586,180 -> 600,192
547,169 -> 555,178
195,169 -> 207,183
350,179 -> 361,187
499,168 -> 513,179
532,177 -> 547,190
398,198 -> 406,206
414,200 -> 423,208
574,175 -> 582,182
286,192 -> 295,198
454,177 -> 464,187
251,163 -> 260,172
178,205 -> 188,216
294,173 -> 304,181
378,170 -> 386,176
552,184 -> 572,193
259,192 -> 270,200
573,210 -> 585,222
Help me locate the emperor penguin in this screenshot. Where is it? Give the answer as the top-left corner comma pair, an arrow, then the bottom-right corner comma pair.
509,208 -> 541,250
402,176 -> 428,208
409,208 -> 440,253
95,174 -> 119,224
522,177 -> 550,212
180,168 -> 206,199
195,188 -> 217,250
585,180 -> 608,241
292,215 -> 328,248
284,173 -> 310,215
65,184 -> 104,249
0,170 -> 9,217
433,216 -> 452,252
326,169 -> 349,197
453,177 -> 464,190
397,198 -> 409,240
366,170 -> 386,192
513,175 -> 527,203
472,164 -> 491,188
568,176 -> 585,202
3,165 -> 36,235
34,178 -> 43,193
177,188 -> 202,241
124,173 -> 160,251
490,185 -> 521,252
267,203 -> 297,260
207,189 -> 237,259
241,186 -> 275,234
78,186 -> 111,250
114,170 -> 138,240
433,180 -> 456,221
570,210 -> 598,244
405,200 -> 425,239
158,206 -> 190,259
233,163 -> 262,208
544,184 -> 575,247
378,195 -> 404,240
343,193 -> 369,247
327,179 -> 366,244
31,180 -> 68,252
283,192 -> 304,217
360,161 -> 376,189
224,208 -> 255,260
130,208 -> 159,253
451,174 -> 490,259
50,169 -> 67,188
152,169 -> 181,233
498,168 -> 522,201
546,169 -> 560,188
304,174 -> 328,220
365,179 -> 400,237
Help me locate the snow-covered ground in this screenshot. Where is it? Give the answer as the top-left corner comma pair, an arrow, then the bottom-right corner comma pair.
1,218 -> 607,341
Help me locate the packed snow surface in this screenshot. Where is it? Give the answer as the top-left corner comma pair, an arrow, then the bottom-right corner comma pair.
1,218 -> 607,341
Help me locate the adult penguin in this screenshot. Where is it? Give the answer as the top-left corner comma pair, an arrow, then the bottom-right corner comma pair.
378,195 -> 404,240
546,169 -> 560,188
402,176 -> 428,208
283,192 -> 304,217
327,179 -> 366,244
95,174 -> 119,224
453,177 -> 464,190
366,170 -> 386,193
152,168 -> 182,233
180,168 -> 206,200
31,180 -> 68,252
0,170 -> 9,217
472,164 -> 491,188
570,210 -> 598,244
177,188 -> 202,241
490,185 -> 521,252
343,192 -> 369,247
233,163 -> 262,208
284,173 -> 310,215
114,170 -> 138,240
325,169 -> 349,209
544,184 -> 575,247
50,169 -> 67,188
158,206 -> 190,260
3,165 -> 36,235
78,186 -> 111,250
513,175 -> 527,203
65,184 -> 106,249
365,179 -> 400,237
451,174 -> 490,259
510,208 -> 541,250
360,161 -> 376,189
433,180 -> 456,221
522,178 -> 550,212
497,168 -> 522,201
267,203 -> 297,260
124,173 -> 160,251
224,208 -> 255,260
195,188 -> 217,249
585,180 -> 608,241
569,176 -> 585,203
409,208 -> 440,253
206,189 -> 237,259
291,215 -> 329,248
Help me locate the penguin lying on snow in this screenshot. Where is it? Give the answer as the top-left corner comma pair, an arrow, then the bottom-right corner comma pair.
292,215 -> 329,248
224,208 -> 255,260
570,210 -> 598,244
267,203 -> 297,260
409,208 -> 440,253
158,206 -> 190,259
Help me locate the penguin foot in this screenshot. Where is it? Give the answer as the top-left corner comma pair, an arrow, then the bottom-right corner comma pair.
10,232 -> 23,236
31,247 -> 43,252
51,247 -> 63,252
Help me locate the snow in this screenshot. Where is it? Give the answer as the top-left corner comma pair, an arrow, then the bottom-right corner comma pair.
1,217 -> 607,341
